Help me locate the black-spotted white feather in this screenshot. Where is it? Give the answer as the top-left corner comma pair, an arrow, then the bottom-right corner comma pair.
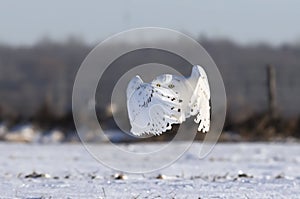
127,65 -> 210,136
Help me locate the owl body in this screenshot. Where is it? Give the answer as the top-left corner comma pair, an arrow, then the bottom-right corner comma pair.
127,65 -> 210,136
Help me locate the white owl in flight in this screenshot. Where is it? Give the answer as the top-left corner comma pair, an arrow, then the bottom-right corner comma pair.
126,65 -> 211,136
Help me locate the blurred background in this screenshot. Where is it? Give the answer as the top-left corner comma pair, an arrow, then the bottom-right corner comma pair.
1,0 -> 300,143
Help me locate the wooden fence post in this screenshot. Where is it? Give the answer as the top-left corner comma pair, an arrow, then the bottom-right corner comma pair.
266,64 -> 277,118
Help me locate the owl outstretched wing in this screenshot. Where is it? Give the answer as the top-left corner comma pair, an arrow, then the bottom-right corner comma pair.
188,65 -> 211,132
127,76 -> 184,136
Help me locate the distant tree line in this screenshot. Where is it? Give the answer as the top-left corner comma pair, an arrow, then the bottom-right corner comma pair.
0,37 -> 300,140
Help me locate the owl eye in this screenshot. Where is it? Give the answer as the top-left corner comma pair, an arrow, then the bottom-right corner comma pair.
156,83 -> 161,87
168,84 -> 175,88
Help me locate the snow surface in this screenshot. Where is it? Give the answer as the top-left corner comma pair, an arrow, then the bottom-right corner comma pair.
0,142 -> 299,198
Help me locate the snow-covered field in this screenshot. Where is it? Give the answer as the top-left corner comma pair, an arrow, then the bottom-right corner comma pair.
0,142 -> 299,198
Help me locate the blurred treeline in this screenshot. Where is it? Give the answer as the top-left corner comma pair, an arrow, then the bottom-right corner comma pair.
0,37 -> 300,141
0,38 -> 89,128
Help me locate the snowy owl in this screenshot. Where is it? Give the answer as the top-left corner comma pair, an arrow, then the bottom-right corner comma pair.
126,65 -> 211,136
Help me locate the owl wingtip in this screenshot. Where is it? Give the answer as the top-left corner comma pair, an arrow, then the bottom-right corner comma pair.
193,65 -> 205,72
134,75 -> 143,81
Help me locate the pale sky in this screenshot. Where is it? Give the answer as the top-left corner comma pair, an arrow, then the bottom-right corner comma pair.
1,0 -> 300,46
